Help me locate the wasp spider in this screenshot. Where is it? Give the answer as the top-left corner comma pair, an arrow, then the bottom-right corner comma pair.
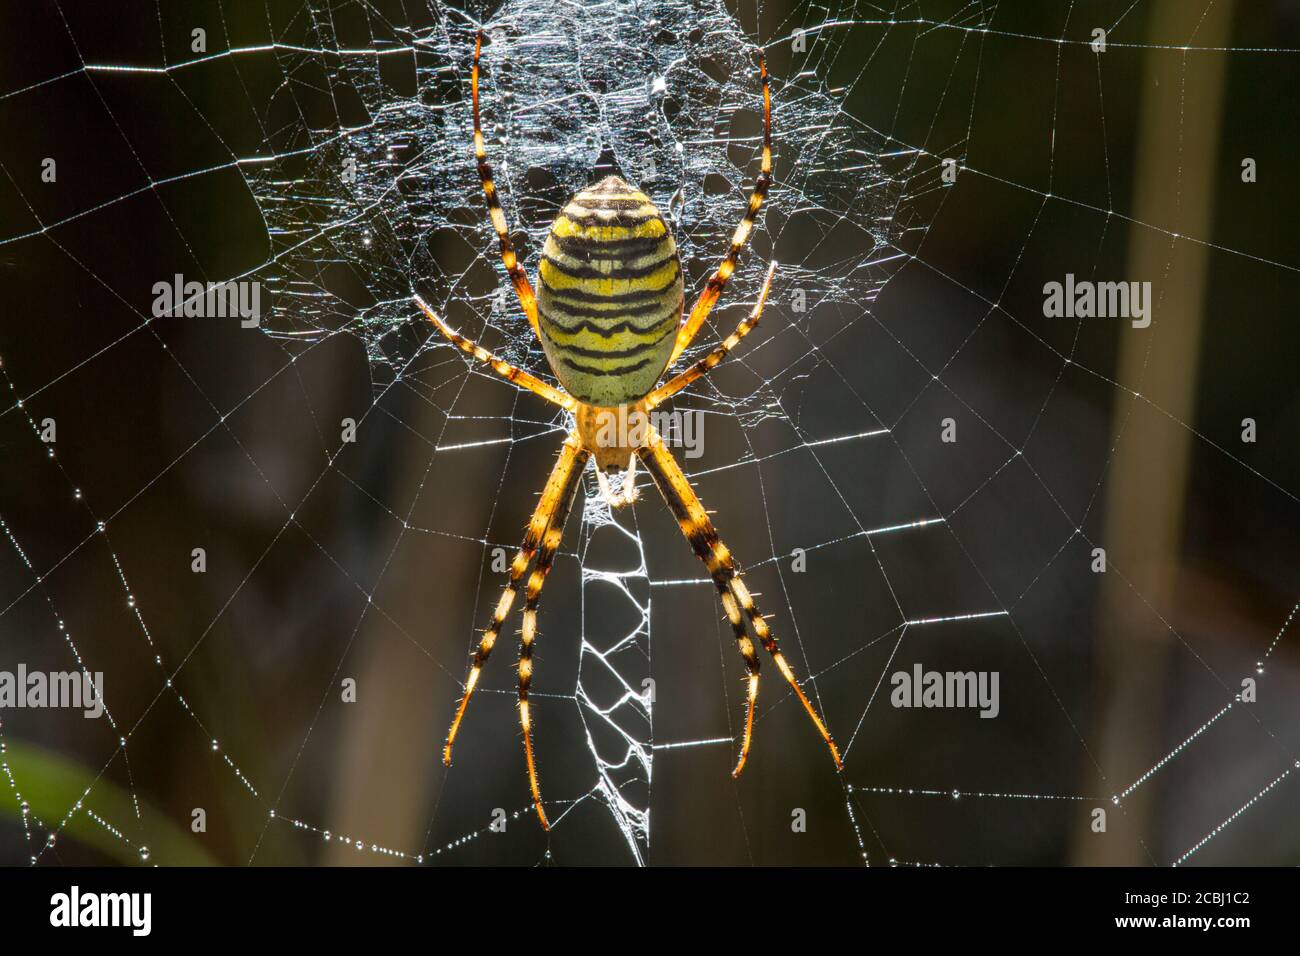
415,32 -> 841,829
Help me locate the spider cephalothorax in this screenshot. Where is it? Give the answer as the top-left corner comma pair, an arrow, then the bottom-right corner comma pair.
414,32 -> 840,829
576,401 -> 652,507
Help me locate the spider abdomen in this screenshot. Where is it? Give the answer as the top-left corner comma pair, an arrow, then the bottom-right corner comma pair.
537,176 -> 685,407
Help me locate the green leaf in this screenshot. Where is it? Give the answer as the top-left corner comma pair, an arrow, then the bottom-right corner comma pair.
1,739 -> 220,866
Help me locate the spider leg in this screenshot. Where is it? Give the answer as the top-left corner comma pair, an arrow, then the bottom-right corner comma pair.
443,432 -> 585,766
416,296 -> 574,410
647,261 -> 776,410
668,52 -> 772,367
472,30 -> 542,340
517,447 -> 590,829
637,428 -> 842,775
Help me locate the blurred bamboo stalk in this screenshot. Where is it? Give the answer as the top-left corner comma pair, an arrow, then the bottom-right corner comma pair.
1074,0 -> 1235,865
322,411 -> 466,865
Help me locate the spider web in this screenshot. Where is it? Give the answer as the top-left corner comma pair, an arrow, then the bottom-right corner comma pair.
0,0 -> 1298,866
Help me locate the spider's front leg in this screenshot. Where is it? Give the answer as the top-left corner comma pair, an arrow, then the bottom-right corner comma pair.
637,428 -> 842,776
442,433 -> 585,766
515,441 -> 588,829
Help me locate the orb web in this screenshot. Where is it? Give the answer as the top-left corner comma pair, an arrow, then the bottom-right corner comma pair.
0,0 -> 1296,867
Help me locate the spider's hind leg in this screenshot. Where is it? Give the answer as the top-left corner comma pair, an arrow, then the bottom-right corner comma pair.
669,52 -> 772,366
470,30 -> 543,341
648,261 -> 776,411
416,296 -> 573,410
637,428 -> 842,776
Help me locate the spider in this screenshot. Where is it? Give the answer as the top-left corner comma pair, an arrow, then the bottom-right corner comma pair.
415,32 -> 841,829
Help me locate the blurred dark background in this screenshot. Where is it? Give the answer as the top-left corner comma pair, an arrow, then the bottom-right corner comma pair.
0,0 -> 1297,866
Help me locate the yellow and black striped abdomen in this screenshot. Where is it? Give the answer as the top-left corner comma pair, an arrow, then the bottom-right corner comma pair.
536,176 -> 684,407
